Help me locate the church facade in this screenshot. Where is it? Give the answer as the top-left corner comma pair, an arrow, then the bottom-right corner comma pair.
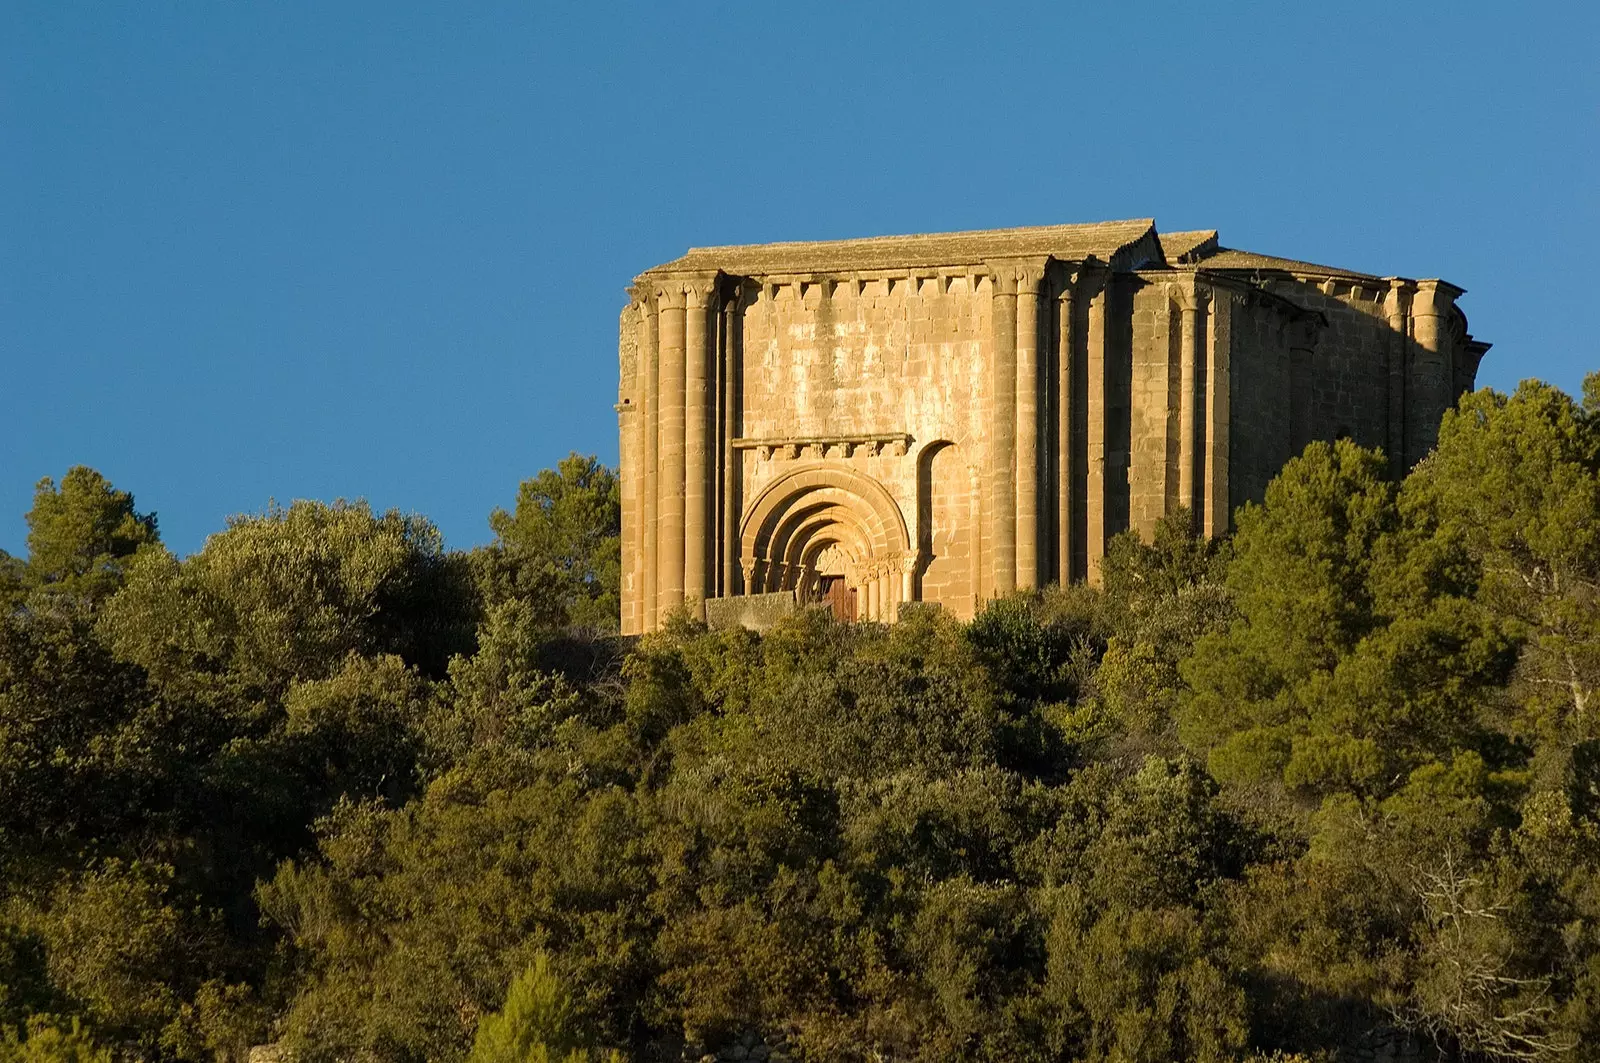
616,220 -> 1488,633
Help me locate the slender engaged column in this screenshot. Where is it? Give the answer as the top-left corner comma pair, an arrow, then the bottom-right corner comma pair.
1176,288 -> 1202,525
656,284 -> 687,617
1085,273 -> 1108,585
684,279 -> 714,620
638,293 -> 660,630
1203,292 -> 1230,538
1015,265 -> 1043,590
618,303 -> 640,634
721,293 -> 741,596
1055,279 -> 1075,584
866,573 -> 880,621
988,267 -> 1018,596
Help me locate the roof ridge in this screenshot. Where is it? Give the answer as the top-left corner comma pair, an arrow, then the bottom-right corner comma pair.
684,218 -> 1156,257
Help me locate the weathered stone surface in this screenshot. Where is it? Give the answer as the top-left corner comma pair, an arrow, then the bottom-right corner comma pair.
619,220 -> 1488,633
704,590 -> 797,632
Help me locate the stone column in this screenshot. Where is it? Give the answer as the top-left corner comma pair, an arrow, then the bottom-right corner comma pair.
1174,283 -> 1205,525
1055,275 -> 1076,585
900,554 -> 916,614
656,283 -> 687,618
684,278 -> 715,621
1015,263 -> 1045,590
1203,290 -> 1231,538
865,571 -> 880,621
721,290 -> 742,596
1409,280 -> 1461,463
617,304 -> 637,635
1084,271 -> 1109,585
638,290 -> 660,630
988,266 -> 1019,596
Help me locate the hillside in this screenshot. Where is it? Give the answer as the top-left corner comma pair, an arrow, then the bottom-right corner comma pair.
2,378 -> 1598,1063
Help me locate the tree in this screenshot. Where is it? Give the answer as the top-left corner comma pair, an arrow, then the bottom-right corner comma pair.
0,1016 -> 112,1063
13,467 -> 158,609
475,455 -> 620,632
1403,381 -> 1600,769
98,499 -> 474,701
468,954 -> 624,1063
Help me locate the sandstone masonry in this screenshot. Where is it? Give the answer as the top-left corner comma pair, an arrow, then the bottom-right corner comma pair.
617,220 -> 1488,632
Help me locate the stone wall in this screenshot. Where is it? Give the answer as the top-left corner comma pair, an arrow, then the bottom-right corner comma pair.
618,222 -> 1485,633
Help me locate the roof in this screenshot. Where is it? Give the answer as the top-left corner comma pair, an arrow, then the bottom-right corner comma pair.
1190,247 -> 1381,282
1158,230 -> 1218,263
642,219 -> 1161,277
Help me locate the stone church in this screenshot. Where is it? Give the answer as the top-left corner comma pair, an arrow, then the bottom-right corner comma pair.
616,219 -> 1488,633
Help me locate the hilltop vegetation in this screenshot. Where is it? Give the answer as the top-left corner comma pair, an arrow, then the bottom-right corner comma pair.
1,378 -> 1598,1063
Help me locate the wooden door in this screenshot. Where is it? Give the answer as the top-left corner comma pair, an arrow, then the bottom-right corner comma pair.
820,576 -> 856,622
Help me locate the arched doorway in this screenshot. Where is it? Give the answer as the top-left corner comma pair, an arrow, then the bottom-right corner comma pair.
739,465 -> 912,621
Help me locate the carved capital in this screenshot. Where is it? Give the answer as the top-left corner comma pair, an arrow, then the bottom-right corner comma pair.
654,283 -> 688,311
987,266 -> 1019,297
986,258 -> 1049,296
1166,280 -> 1211,314
683,274 -> 719,309
1016,263 -> 1048,296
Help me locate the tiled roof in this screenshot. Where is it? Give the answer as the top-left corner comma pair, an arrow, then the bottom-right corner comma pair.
643,219 -> 1160,277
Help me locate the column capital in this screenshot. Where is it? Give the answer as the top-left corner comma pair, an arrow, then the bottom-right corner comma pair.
1166,278 -> 1212,313
1412,278 -> 1465,317
987,266 -> 1019,297
654,283 -> 688,310
1382,277 -> 1415,319
986,257 -> 1050,294
683,274 -> 719,309
1055,265 -> 1081,302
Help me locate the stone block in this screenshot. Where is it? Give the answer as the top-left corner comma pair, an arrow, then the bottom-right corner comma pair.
705,591 -> 798,632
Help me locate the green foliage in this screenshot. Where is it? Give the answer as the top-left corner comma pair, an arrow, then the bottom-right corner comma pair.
475,454 -> 621,632
468,953 -> 624,1063
17,467 -> 159,609
0,1016 -> 112,1063
99,499 -> 473,695
4,385 -> 1600,1061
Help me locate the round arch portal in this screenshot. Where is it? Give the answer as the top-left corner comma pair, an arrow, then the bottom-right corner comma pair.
738,465 -> 913,620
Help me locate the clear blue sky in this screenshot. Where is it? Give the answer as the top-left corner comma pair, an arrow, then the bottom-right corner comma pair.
3,4 -> 1595,557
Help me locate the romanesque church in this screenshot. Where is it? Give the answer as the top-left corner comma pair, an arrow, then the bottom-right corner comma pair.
616,220 -> 1488,632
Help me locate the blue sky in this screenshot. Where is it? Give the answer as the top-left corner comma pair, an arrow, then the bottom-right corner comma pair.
3,3 -> 1596,557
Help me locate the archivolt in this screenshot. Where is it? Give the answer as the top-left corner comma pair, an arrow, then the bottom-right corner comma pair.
739,465 -> 910,594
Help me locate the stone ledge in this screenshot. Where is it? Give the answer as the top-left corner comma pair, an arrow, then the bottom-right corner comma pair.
733,433 -> 912,459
